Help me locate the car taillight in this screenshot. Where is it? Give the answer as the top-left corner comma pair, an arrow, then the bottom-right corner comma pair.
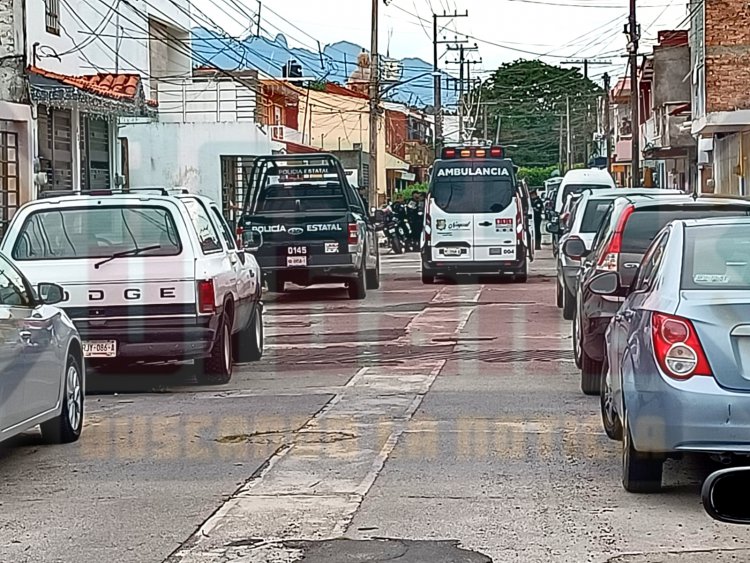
598,204 -> 635,272
515,197 -> 524,241
652,312 -> 712,379
236,225 -> 244,247
348,223 -> 359,244
198,280 -> 215,314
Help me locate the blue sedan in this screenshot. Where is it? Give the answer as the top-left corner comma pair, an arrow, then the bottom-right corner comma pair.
591,217 -> 750,493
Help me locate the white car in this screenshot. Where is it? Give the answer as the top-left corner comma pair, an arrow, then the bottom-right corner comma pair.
1,189 -> 264,385
553,169 -> 617,216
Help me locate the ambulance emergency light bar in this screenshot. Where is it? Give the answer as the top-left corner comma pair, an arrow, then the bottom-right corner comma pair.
441,146 -> 504,159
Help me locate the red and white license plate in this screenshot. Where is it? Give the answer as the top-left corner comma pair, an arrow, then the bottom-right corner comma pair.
83,340 -> 117,358
287,256 -> 307,267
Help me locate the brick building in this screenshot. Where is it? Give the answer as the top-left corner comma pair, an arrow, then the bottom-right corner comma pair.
690,0 -> 750,194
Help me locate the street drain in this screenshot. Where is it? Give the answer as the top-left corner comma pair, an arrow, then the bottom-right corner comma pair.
280,538 -> 492,562
215,431 -> 357,445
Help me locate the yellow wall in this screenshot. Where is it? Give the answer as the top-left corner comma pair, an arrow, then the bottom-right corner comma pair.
298,89 -> 387,201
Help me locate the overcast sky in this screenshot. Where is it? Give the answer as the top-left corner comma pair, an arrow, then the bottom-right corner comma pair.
197,0 -> 690,84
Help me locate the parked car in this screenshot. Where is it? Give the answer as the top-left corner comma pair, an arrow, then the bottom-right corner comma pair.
550,188 -> 683,319
595,217 -> 750,493
553,168 -> 616,218
1,189 -> 264,385
703,467 -> 750,523
238,153 -> 380,299
0,252 -> 84,445
565,195 -> 750,395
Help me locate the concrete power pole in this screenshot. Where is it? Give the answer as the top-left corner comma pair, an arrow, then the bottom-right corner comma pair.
559,115 -> 565,173
566,95 -> 572,170
432,11 -> 468,158
603,73 -> 612,174
368,0 -> 380,208
627,0 -> 640,187
447,42 -> 478,143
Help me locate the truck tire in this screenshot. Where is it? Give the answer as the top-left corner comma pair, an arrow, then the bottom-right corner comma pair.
197,315 -> 233,385
514,258 -> 528,283
366,253 -> 381,290
268,276 -> 285,293
421,269 -> 435,284
348,259 -> 367,300
234,305 -> 264,362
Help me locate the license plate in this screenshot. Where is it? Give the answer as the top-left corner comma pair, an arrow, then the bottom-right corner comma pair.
287,256 -> 307,267
83,340 -> 117,358
443,248 -> 462,256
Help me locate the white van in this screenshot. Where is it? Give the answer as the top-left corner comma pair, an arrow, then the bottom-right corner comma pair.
553,169 -> 616,216
421,145 -> 531,284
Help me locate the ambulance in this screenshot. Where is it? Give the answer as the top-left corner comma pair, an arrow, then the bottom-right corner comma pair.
421,145 -> 532,283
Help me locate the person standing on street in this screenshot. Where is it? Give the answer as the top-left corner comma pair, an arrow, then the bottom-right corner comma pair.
530,189 -> 544,251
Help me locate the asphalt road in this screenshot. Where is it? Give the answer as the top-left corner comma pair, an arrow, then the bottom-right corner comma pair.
1,248 -> 749,563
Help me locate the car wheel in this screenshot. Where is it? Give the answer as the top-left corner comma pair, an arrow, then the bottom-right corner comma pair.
41,352 -> 84,444
556,277 -> 563,308
514,258 -> 528,283
562,287 -> 575,320
422,270 -> 435,284
581,348 -> 602,396
234,306 -> 264,362
573,308 -> 582,369
268,276 -> 285,293
197,315 -> 233,385
348,258 -> 367,300
600,356 -> 623,441
622,413 -> 663,493
366,253 -> 381,290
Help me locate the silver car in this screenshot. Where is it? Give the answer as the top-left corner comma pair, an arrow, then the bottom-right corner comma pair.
0,252 -> 84,445
594,217 -> 750,493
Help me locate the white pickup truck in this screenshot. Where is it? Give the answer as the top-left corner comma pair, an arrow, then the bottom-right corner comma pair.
1,189 -> 264,384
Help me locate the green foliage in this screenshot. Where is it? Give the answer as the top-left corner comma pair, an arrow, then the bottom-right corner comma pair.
394,182 -> 428,201
517,166 -> 557,188
474,60 -> 602,168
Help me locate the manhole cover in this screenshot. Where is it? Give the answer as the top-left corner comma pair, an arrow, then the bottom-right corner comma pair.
281,538 -> 492,562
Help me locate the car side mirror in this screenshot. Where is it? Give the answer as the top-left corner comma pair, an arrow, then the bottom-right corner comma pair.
546,222 -> 560,234
588,271 -> 620,296
563,237 -> 588,259
242,230 -> 264,253
37,282 -> 64,305
702,467 -> 750,524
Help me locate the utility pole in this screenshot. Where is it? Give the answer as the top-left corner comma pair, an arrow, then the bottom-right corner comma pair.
483,106 -> 488,141
559,115 -> 565,173
603,72 -> 612,174
432,11 -> 468,158
561,58 -> 612,80
626,0 -> 640,187
447,42 -> 478,143
566,95 -> 572,170
368,0 -> 379,208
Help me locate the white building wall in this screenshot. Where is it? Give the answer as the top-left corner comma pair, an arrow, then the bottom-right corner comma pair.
120,121 -> 274,204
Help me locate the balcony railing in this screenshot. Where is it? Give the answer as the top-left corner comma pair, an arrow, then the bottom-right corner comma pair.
155,78 -> 258,123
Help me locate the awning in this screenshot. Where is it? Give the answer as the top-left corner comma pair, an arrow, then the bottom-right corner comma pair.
386,152 -> 409,171
691,109 -> 750,136
27,66 -> 157,118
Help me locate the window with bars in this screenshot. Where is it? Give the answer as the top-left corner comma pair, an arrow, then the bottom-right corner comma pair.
220,156 -> 258,227
0,129 -> 19,237
45,0 -> 60,35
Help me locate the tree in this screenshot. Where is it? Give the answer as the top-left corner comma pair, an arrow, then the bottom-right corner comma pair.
517,166 -> 557,188
474,60 -> 602,168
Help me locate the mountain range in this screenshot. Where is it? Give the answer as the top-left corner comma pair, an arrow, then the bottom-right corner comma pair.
191,29 -> 458,108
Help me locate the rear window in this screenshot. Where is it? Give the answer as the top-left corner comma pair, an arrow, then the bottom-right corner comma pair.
431,177 -> 515,214
621,206 -> 750,254
257,182 -> 348,213
562,184 -> 611,202
12,206 -> 181,260
682,224 -> 750,290
580,199 -> 612,232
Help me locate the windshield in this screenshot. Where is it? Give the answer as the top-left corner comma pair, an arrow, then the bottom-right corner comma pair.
580,199 -> 613,232
683,224 -> 750,289
256,182 -> 348,213
431,177 -> 515,214
12,206 -> 181,260
621,207 -> 750,254
561,183 -> 611,202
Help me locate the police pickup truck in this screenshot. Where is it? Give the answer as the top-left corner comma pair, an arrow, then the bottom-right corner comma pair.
1,189 -> 264,385
237,154 -> 381,299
